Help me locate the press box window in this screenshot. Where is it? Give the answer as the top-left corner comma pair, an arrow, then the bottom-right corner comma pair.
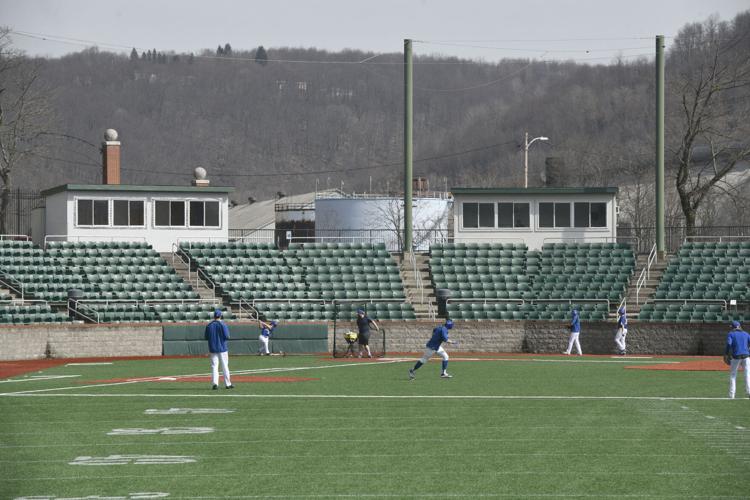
77,199 -> 109,226
574,202 -> 607,228
113,200 -> 145,226
539,202 -> 571,228
189,201 -> 220,227
463,202 -> 495,228
498,203 -> 530,228
154,200 -> 185,227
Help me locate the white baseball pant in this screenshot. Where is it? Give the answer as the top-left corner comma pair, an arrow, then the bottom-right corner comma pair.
615,327 -> 627,352
210,351 -> 232,387
565,331 -> 582,355
419,346 -> 449,364
259,335 -> 270,355
728,357 -> 750,399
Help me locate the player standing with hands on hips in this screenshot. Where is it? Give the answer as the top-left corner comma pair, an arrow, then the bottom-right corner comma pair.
724,320 -> 750,399
258,318 -> 278,355
563,307 -> 582,356
615,306 -> 628,355
409,319 -> 455,379
205,309 -> 234,390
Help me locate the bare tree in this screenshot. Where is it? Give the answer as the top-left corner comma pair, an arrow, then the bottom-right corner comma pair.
0,28 -> 52,233
667,13 -> 750,235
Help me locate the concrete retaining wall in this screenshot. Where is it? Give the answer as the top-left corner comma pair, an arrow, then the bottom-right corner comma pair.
0,324 -> 162,360
0,320 -> 730,361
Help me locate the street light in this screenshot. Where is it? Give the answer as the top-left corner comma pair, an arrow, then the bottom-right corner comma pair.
524,132 -> 549,188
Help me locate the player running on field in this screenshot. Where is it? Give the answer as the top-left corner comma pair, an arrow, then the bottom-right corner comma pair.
725,320 -> 750,399
409,319 -> 455,379
615,306 -> 628,355
355,308 -> 380,358
258,318 -> 278,355
563,307 -> 582,356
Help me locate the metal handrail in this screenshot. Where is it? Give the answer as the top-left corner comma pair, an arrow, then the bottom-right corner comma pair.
69,299 -> 100,323
651,298 -> 727,308
542,236 -> 639,247
235,298 -> 260,320
684,235 -> 750,243
0,274 -> 26,301
635,243 -> 658,305
0,234 -> 31,241
196,267 -> 217,298
44,235 -> 147,248
171,243 -> 193,282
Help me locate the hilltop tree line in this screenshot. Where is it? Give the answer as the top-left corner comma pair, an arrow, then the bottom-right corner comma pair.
0,10 -> 748,235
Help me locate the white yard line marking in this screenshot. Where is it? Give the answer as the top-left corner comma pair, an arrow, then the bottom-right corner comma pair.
0,393 -> 734,400
65,362 -> 113,366
0,375 -> 80,384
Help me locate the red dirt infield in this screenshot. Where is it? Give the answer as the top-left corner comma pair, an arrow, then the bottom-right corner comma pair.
626,358 -> 730,371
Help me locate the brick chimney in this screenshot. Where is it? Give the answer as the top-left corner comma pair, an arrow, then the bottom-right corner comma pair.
102,128 -> 121,185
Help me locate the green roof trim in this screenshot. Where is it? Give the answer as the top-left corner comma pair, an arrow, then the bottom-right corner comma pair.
451,187 -> 618,195
42,184 -> 234,197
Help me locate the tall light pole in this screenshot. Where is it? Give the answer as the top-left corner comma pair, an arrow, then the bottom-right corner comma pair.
524,132 -> 548,188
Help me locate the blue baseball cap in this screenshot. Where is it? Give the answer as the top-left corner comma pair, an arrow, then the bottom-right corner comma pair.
271,320 -> 278,327
214,309 -> 223,318
618,306 -> 626,314
731,320 -> 741,329
356,309 -> 365,315
445,319 -> 454,329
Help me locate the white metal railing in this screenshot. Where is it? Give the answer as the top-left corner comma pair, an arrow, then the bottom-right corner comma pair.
171,243 -> 193,281
542,236 -> 639,247
0,274 -> 25,301
684,235 -> 750,243
635,243 -> 658,305
235,298 -> 260,320
0,234 -> 31,241
44,235 -> 148,248
68,300 -> 100,323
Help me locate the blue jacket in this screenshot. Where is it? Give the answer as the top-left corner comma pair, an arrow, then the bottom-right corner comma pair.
725,329 -> 750,358
570,310 -> 580,333
205,320 -> 230,353
426,326 -> 449,350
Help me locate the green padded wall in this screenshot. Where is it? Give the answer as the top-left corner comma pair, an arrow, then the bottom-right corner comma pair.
162,323 -> 328,355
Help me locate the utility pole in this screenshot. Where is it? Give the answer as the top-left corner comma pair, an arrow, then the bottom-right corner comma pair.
404,39 -> 413,253
655,35 -> 665,259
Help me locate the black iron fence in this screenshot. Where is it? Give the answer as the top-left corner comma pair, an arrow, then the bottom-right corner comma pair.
619,226 -> 750,254
0,189 -> 44,237
230,225 -> 750,254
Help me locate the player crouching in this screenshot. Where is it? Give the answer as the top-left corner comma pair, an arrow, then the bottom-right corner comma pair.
409,319 -> 455,380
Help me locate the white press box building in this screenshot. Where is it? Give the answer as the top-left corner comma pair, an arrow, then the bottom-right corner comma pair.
451,187 -> 619,250
32,129 -> 232,251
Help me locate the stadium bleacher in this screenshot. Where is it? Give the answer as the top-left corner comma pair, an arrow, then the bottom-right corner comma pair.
431,242 -> 634,321
638,241 -> 750,322
180,241 -> 415,321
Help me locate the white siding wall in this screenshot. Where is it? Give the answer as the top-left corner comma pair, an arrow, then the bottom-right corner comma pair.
453,193 -> 617,251
43,190 -> 229,251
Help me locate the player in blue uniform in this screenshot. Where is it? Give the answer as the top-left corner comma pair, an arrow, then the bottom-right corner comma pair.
409,319 -> 455,379
615,306 -> 628,355
563,307 -> 582,355
204,309 -> 234,390
258,319 -> 278,355
725,320 -> 750,399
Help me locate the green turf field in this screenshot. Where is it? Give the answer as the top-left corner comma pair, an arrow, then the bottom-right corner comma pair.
1,354 -> 749,499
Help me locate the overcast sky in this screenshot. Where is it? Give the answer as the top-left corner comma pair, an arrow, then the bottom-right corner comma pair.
1,0 -> 748,63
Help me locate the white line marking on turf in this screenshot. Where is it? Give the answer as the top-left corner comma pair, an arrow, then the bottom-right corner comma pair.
14,494 -> 169,499
0,375 -> 80,384
144,408 -> 235,415
65,362 -> 113,366
69,455 -> 196,465
0,393 -> 735,400
0,360 -> 403,397
736,426 -> 746,430
107,427 -> 214,436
